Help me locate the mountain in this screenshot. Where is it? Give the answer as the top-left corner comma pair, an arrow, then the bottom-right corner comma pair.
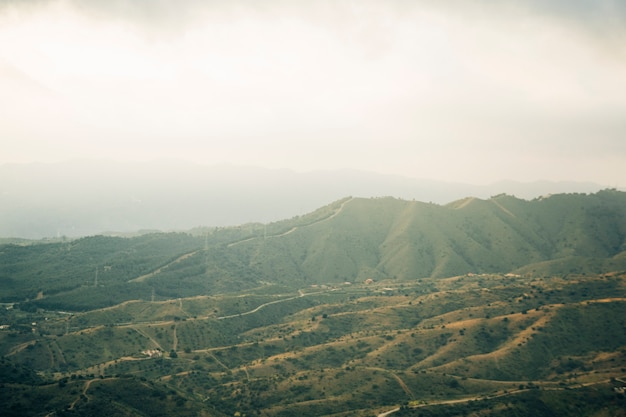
213,190 -> 626,285
0,159 -> 609,238
1,191 -> 626,416
2,190 -> 625,311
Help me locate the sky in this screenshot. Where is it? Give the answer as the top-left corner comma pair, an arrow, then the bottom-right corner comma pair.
1,0 -> 625,186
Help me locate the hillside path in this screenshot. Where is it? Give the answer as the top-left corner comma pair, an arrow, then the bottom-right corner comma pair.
132,326 -> 164,351
391,373 -> 415,400
5,340 -> 37,356
364,366 -> 414,400
227,197 -> 353,248
217,289 -> 334,320
129,250 -> 199,283
127,198 -> 354,282
376,376 -> 620,417
172,324 -> 178,351
70,377 -> 115,410
378,408 -> 400,417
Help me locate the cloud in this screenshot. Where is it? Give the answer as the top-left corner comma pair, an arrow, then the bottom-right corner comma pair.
1,0 -> 625,185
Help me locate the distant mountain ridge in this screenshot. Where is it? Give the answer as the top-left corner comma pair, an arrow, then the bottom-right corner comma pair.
223,190 -> 626,285
2,190 -> 625,310
0,159 -> 610,238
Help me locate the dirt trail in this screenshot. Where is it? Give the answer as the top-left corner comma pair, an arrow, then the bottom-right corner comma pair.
378,408 -> 400,417
160,370 -> 193,382
5,340 -> 37,356
178,298 -> 189,317
130,198 -> 354,283
132,326 -> 163,351
228,197 -> 353,248
364,366 -> 415,400
129,251 -> 199,283
586,297 -> 626,303
391,373 -> 415,399
376,370 -> 624,417
44,342 -> 55,368
217,289 -> 333,320
43,339 -> 66,368
209,353 -> 230,371
172,324 -> 178,351
70,377 -> 116,410
130,199 -> 355,283
80,356 -> 147,376
69,378 -> 94,409
491,199 -> 516,217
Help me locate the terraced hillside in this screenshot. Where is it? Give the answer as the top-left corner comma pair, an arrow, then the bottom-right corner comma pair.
1,272 -> 625,416
1,191 -> 626,415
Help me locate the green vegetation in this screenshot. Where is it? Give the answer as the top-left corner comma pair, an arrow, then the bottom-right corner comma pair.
1,191 -> 626,416
395,384 -> 626,417
3,191 -> 626,312
2,272 -> 625,416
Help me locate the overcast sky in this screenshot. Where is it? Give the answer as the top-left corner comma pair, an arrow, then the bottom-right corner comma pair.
1,0 -> 625,186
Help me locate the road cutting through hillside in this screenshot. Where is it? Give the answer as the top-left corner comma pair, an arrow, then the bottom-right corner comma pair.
129,250 -> 199,283
362,366 -> 415,400
5,340 -> 37,356
132,326 -> 164,351
375,375 -> 624,417
126,197 -> 354,282
171,323 -> 178,351
217,288 -> 336,320
69,377 -> 117,410
227,197 -> 353,247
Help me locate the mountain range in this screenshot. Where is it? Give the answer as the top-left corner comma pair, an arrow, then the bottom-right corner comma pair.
0,159 -> 610,238
2,189 -> 625,310
1,189 -> 626,416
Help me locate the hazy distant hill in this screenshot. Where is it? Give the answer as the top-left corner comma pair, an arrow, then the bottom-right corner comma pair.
2,190 -> 625,310
0,159 -> 608,238
223,190 -> 626,285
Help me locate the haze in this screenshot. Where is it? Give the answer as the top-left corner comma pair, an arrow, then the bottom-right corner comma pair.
1,0 -> 625,186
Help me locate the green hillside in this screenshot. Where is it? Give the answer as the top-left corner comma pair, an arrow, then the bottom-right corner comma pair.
1,191 -> 626,416
228,190 -> 626,285
1,272 -> 625,416
2,191 -> 626,312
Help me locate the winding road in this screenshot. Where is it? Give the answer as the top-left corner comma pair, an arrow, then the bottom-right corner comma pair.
375,376 -> 623,417
127,198 -> 354,284
217,288 -> 335,320
227,197 -> 353,248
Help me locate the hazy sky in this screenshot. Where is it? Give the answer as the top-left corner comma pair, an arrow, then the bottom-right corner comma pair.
1,0 -> 625,186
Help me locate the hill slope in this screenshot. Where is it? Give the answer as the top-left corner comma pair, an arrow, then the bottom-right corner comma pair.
222,190 -> 626,285
2,191 -> 626,310
1,191 -> 626,416
2,273 -> 625,416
